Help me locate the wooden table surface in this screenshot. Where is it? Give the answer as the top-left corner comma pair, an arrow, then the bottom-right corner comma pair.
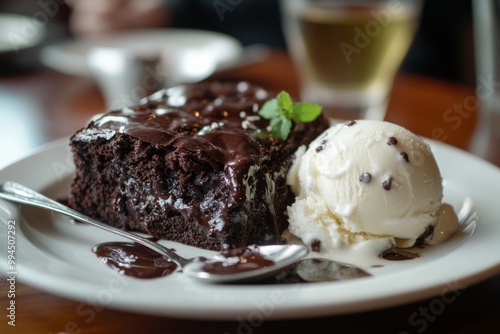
0,50 -> 499,334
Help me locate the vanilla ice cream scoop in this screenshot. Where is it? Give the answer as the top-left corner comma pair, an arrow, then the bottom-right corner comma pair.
286,120 -> 457,257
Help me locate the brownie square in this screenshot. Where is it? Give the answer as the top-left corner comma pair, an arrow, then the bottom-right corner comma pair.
69,81 -> 328,250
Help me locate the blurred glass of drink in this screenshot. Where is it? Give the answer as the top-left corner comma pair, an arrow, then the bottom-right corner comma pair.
281,0 -> 421,121
471,0 -> 500,163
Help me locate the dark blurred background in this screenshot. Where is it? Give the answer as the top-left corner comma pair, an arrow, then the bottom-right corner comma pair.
0,0 -> 475,86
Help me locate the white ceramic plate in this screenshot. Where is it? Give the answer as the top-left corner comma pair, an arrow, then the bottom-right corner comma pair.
40,29 -> 242,82
0,138 -> 499,320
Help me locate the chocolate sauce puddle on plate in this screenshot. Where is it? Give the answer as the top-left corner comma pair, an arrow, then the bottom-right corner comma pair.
381,248 -> 420,261
93,242 -> 178,279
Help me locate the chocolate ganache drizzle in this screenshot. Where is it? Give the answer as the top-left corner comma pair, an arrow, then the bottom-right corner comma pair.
81,81 -> 327,249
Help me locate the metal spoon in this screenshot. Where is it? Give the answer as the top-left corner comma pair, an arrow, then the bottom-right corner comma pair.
0,181 -> 308,283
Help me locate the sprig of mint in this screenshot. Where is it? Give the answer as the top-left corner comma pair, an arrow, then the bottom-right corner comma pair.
258,91 -> 322,140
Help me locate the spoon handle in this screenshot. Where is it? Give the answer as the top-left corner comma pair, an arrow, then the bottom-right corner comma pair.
0,181 -> 190,267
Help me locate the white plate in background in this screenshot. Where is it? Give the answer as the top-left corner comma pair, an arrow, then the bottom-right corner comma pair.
40,29 -> 242,83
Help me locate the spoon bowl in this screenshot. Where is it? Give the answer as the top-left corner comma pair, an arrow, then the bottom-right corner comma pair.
183,244 -> 308,283
0,181 -> 308,283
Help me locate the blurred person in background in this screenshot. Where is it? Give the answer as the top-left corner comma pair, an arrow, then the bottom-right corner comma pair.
68,0 -> 286,48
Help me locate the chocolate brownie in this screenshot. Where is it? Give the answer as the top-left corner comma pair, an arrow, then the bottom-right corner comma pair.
69,81 -> 328,250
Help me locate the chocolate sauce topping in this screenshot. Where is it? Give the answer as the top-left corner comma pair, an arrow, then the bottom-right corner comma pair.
92,82 -> 271,150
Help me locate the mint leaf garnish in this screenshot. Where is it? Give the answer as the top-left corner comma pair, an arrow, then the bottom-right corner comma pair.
270,116 -> 292,140
258,99 -> 279,119
258,91 -> 322,140
291,102 -> 323,123
277,90 -> 293,119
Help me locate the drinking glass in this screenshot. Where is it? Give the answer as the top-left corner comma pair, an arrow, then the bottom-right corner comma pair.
471,0 -> 500,163
280,0 -> 422,121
